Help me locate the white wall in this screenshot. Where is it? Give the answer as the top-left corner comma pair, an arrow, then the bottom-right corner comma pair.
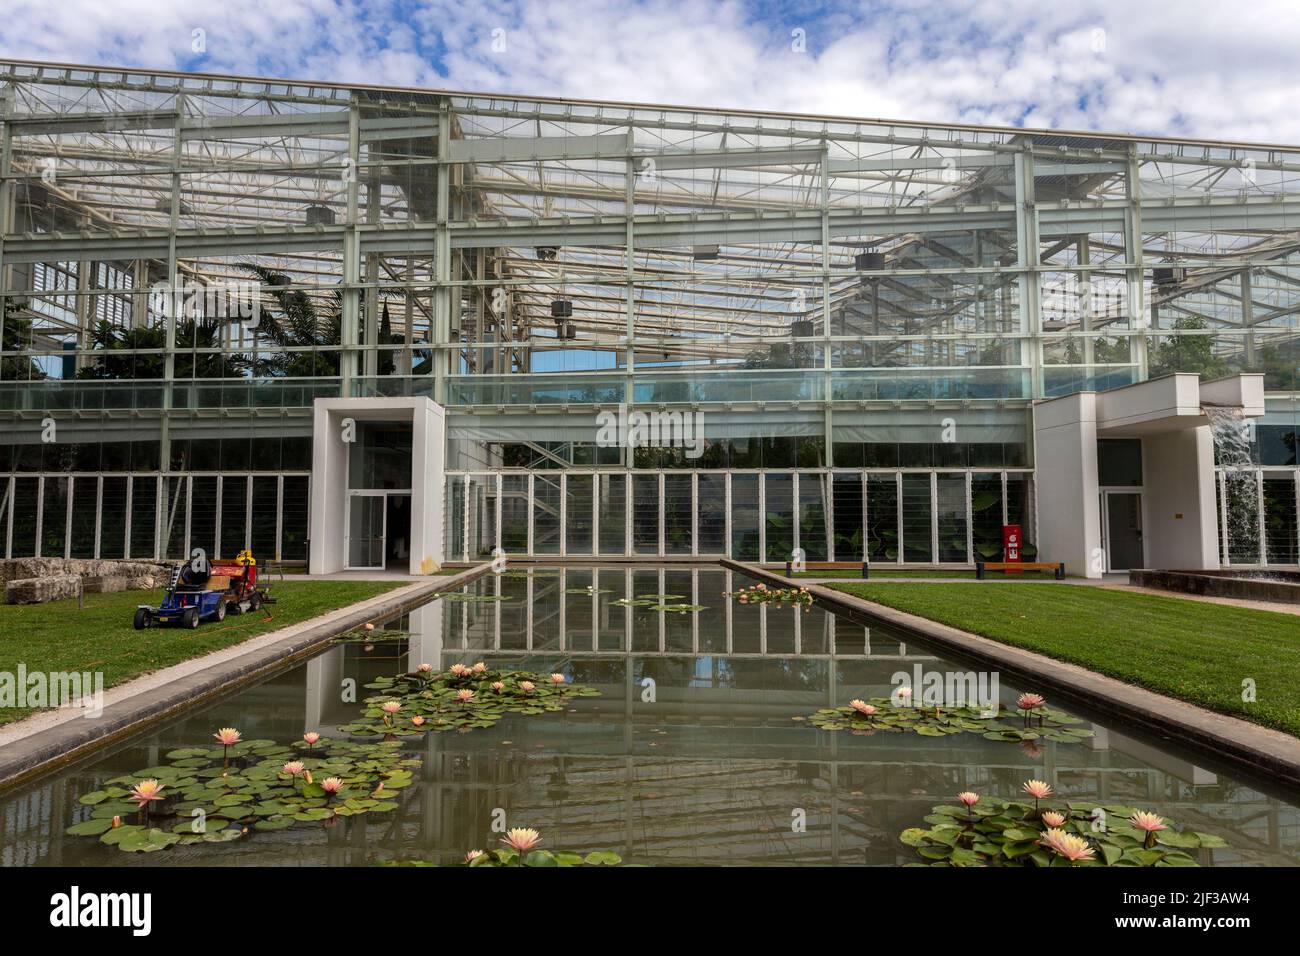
1141,426 -> 1220,570
1033,392 -> 1102,577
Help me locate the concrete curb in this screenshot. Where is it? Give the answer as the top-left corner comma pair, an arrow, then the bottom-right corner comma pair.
722,558 -> 1300,791
0,564 -> 491,792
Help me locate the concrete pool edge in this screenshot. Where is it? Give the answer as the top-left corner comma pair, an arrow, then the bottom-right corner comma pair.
0,563 -> 493,793
722,559 -> 1300,790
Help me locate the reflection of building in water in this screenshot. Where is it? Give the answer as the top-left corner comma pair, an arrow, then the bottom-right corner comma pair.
283,564 -> 1295,866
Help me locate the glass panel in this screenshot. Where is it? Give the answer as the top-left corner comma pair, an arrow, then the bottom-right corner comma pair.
831,474 -> 864,562
532,476 -> 561,555
597,474 -> 626,555
937,474 -> 969,562
798,473 -> 829,561
218,476 -> 245,559
664,475 -> 692,554
250,476 -> 278,560
971,473 -> 1004,561
730,474 -> 760,560
130,476 -> 158,560
764,474 -> 794,563
189,477 -> 218,559
99,477 -> 128,559
866,474 -> 898,563
444,475 -> 465,560
11,478 -> 38,557
1098,439 -> 1143,486
1005,474 -> 1036,559
1223,471 -> 1261,565
565,475 -> 594,555
469,475 -> 496,559
632,475 -> 659,554
1264,474 -> 1297,565
500,475 -> 529,554
281,476 -> 310,562
162,476 -> 187,559
697,474 -> 726,554
347,495 -> 384,568
41,476 -> 68,558
70,476 -> 97,558
901,473 -> 933,563
348,422 -> 413,490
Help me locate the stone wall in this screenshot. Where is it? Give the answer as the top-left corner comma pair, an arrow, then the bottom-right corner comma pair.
1,558 -> 171,604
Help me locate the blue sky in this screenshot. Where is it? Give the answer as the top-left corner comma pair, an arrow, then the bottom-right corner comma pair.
0,0 -> 1297,142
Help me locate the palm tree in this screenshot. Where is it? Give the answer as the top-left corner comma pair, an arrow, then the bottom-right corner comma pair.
242,265 -> 344,378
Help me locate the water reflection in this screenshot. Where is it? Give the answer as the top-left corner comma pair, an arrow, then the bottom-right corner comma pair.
2,566 -> 1298,867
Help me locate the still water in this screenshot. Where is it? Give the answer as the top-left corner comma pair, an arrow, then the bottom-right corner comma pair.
2,566 -> 1298,866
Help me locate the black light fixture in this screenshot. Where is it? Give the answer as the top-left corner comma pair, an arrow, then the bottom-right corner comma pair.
1152,265 -> 1185,288
855,251 -> 886,270
791,319 -> 815,337
305,204 -> 336,226
537,246 -> 559,261
692,244 -> 720,261
550,299 -> 573,318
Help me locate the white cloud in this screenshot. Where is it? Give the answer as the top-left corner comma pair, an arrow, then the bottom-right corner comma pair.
0,0 -> 1297,142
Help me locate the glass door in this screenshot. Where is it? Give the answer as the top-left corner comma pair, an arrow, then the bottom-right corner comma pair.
346,493 -> 385,570
1101,491 -> 1145,571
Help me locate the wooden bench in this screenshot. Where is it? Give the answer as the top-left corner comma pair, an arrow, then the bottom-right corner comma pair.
784,560 -> 872,579
976,561 -> 1065,580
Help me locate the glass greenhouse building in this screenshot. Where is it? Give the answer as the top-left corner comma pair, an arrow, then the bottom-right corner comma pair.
0,59 -> 1297,573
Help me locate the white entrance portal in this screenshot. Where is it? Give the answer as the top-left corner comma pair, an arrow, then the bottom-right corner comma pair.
1034,373 -> 1265,578
308,397 -> 446,575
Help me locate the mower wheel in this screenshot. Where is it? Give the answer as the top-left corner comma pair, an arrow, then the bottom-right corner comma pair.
182,607 -> 200,629
133,608 -> 152,630
229,599 -> 244,615
248,592 -> 262,611
214,600 -> 227,622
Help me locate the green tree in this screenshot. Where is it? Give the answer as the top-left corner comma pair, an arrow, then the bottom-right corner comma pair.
1149,316 -> 1228,378
0,298 -> 46,380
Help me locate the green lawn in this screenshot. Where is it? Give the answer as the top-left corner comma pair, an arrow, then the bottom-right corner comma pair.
826,582 -> 1300,737
789,568 -> 1061,580
0,580 -> 402,726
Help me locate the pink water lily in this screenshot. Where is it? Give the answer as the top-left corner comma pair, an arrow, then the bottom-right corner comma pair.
381,700 -> 402,714
302,731 -> 321,747
129,779 -> 164,808
1017,692 -> 1047,727
502,827 -> 542,853
320,777 -> 344,796
490,681 -> 505,692
1131,811 -> 1168,848
282,761 -> 306,776
472,662 -> 487,674
519,681 -> 535,693
449,663 -> 470,677
456,689 -> 475,703
849,699 -> 877,718
466,849 -> 484,863
417,663 -> 433,674
1041,810 -> 1066,828
549,673 -> 566,685
957,791 -> 979,808
363,623 -> 375,632
213,727 -> 241,746
410,715 -> 426,727
1022,778 -> 1054,811
1040,828 -> 1095,863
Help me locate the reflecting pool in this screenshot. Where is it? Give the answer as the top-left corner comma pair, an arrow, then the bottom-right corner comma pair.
3,566 -> 1298,866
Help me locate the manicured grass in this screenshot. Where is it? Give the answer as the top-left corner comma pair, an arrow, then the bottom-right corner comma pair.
0,580 -> 402,726
789,568 -> 1061,580
826,582 -> 1300,736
